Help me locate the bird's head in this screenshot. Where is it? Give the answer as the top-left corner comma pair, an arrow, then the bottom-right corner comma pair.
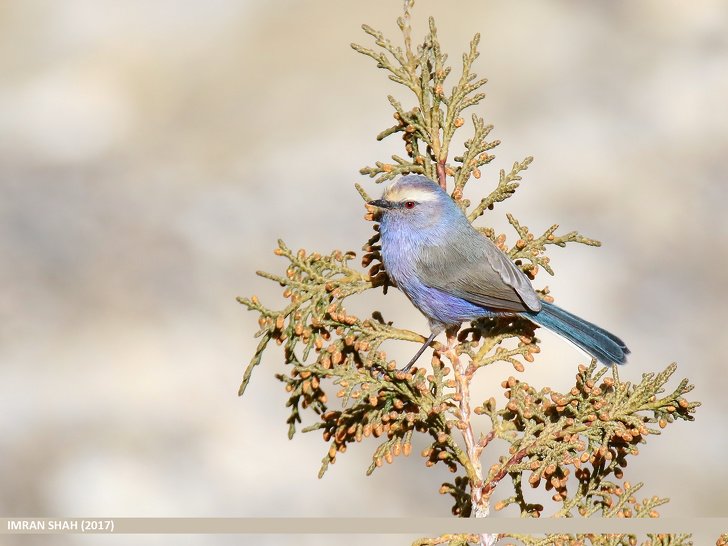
368,175 -> 458,229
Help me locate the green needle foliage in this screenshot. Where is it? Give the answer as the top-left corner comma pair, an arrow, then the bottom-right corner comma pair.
414,534 -> 693,546
238,1 -> 699,543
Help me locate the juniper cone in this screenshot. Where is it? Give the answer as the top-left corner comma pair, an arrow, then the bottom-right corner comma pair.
368,174 -> 629,372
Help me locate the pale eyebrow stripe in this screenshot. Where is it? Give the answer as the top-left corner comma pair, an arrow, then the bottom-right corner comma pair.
385,188 -> 438,202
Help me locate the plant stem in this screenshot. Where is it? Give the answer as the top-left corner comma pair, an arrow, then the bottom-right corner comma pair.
446,331 -> 497,546
436,159 -> 447,189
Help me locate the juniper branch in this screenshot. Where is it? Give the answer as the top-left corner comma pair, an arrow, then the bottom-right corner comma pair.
467,157 -> 532,220
238,3 -> 700,539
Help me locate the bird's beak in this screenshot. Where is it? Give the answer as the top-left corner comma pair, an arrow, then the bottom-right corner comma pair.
367,199 -> 392,209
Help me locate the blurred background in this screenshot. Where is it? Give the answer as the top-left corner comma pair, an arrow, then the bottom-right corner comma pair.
1,0 -> 727,544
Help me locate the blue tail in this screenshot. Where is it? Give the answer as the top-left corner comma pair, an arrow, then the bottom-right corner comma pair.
525,301 -> 629,365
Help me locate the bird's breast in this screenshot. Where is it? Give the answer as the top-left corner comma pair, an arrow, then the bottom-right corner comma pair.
379,216 -> 450,309
380,219 -> 421,284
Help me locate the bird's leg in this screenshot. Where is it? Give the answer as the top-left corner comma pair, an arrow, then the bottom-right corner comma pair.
399,331 -> 438,373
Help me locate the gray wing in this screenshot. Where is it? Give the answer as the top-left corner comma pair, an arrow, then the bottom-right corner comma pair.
415,229 -> 541,312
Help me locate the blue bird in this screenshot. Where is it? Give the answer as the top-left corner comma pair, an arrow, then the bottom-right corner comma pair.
368,174 -> 629,372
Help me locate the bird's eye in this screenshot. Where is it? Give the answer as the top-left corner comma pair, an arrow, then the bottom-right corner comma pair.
404,201 -> 416,209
